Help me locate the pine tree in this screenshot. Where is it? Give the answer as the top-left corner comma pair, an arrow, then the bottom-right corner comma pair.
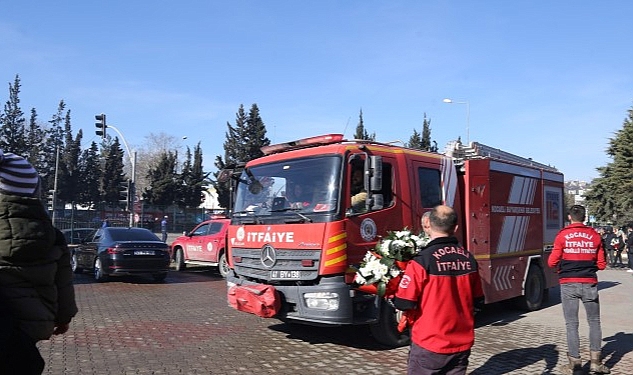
213,104 -> 270,209
421,113 -> 432,151
41,101 -> 67,192
407,129 -> 423,149
101,138 -> 127,208
585,105 -> 633,225
354,109 -> 375,140
143,151 -> 178,212
58,109 -> 83,207
77,142 -> 102,208
25,108 -> 46,173
407,114 -> 435,151
0,75 -> 28,155
178,143 -> 207,209
245,104 -> 270,160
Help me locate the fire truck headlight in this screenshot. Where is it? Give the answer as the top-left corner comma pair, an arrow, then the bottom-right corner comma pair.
303,292 -> 340,310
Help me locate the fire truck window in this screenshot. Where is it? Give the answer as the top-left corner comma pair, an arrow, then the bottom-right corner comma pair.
418,167 -> 442,208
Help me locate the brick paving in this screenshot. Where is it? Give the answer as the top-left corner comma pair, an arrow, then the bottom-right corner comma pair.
37,266 -> 633,374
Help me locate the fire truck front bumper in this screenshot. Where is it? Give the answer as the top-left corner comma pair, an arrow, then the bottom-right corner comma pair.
226,271 -> 356,325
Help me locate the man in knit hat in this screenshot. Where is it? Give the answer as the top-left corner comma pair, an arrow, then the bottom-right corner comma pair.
0,149 -> 78,374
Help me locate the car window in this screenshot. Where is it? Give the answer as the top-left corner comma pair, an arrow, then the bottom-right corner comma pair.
109,229 -> 160,242
209,222 -> 225,235
192,224 -> 209,237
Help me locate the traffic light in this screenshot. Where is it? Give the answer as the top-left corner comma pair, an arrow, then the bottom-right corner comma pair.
95,113 -> 107,139
119,180 -> 130,210
47,189 -> 56,211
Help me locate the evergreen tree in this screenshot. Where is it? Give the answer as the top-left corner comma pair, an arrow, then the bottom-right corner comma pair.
245,104 -> 270,159
0,75 -> 28,155
213,104 -> 270,209
25,108 -> 46,173
407,129 -> 423,149
354,109 -> 375,140
585,105 -> 633,225
421,113 -> 432,151
178,143 -> 207,208
143,151 -> 178,212
407,114 -> 435,151
77,142 -> 102,208
58,109 -> 83,207
101,138 -> 127,208
41,101 -> 66,192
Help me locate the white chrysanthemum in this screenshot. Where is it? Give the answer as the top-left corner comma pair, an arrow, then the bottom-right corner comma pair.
378,240 -> 391,256
391,239 -> 407,251
366,259 -> 388,278
394,230 -> 408,239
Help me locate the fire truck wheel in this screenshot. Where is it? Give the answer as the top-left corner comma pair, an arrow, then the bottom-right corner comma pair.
369,299 -> 411,348
218,252 -> 229,278
518,265 -> 545,311
174,248 -> 186,271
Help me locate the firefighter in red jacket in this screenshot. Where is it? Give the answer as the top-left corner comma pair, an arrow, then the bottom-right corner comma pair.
393,205 -> 484,375
548,205 -> 610,375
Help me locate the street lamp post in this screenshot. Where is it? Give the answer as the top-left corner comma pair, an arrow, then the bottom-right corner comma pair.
104,124 -> 137,227
443,98 -> 470,144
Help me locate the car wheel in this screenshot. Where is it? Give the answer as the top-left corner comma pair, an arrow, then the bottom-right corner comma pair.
94,257 -> 108,282
153,273 -> 167,283
71,252 -> 83,274
174,248 -> 186,271
218,252 -> 229,278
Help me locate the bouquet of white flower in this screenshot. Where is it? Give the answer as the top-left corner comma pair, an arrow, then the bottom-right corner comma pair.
354,229 -> 429,296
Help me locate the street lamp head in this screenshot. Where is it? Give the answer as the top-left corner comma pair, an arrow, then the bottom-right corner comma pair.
442,98 -> 453,103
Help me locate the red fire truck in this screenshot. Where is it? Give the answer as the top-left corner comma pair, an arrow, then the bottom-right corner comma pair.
224,134 -> 564,347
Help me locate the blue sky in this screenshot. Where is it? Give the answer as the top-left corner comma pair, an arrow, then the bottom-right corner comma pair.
1,1 -> 631,182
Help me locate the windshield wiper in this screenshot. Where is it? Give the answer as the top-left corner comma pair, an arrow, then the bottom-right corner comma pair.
271,207 -> 313,223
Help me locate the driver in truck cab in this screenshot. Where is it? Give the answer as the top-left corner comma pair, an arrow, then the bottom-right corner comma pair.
287,182 -> 311,209
350,168 -> 367,212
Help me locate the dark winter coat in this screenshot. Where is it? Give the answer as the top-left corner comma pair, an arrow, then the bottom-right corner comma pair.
0,194 -> 77,341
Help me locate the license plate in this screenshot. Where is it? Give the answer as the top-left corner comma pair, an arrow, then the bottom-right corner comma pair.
134,250 -> 155,255
270,270 -> 300,279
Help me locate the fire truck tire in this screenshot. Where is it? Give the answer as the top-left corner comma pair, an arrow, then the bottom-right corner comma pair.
218,252 -> 229,278
174,248 -> 186,271
518,265 -> 545,311
369,299 -> 411,348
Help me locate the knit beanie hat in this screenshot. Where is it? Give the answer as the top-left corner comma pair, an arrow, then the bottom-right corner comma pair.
0,149 -> 40,197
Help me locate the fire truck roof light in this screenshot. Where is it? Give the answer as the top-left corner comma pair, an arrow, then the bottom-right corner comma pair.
261,134 -> 344,155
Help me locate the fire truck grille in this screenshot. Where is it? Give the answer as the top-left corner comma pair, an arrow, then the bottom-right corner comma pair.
231,247 -> 320,282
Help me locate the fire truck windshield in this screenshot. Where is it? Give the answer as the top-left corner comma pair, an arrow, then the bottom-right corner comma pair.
233,156 -> 341,217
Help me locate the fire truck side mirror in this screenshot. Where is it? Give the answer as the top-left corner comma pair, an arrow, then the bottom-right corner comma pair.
369,156 -> 382,192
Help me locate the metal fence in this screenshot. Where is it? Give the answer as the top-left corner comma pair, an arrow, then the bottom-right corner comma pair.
51,205 -> 226,235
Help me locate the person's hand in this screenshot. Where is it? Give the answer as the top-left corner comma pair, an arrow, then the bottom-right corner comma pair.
53,322 -> 70,335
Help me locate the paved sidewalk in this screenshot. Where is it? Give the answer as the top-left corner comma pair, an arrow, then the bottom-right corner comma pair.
469,267 -> 633,374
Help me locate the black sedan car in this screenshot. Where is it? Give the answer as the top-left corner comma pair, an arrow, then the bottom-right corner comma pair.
71,227 -> 170,282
